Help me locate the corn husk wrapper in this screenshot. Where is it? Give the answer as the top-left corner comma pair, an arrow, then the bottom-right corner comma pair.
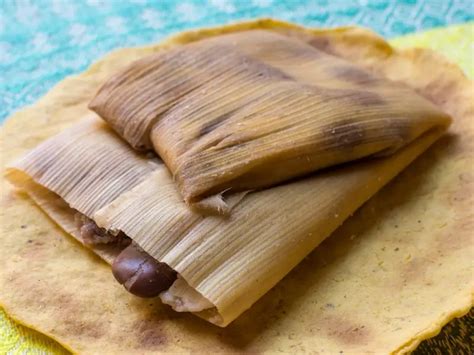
89,30 -> 450,209
1,19 -> 472,353
4,30 -> 449,326
5,114 -> 445,326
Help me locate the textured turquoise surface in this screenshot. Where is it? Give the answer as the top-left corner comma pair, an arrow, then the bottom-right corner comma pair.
1,0 -> 473,123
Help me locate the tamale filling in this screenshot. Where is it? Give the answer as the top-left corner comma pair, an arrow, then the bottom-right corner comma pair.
73,211 -> 178,298
74,213 -> 130,246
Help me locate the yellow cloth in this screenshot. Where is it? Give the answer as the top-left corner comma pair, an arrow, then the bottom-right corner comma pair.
1,22 -> 472,354
390,22 -> 473,78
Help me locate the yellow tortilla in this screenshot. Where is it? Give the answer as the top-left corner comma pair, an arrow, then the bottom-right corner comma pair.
0,19 -> 472,353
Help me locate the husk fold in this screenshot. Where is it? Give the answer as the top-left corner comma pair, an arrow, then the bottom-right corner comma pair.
89,30 -> 451,209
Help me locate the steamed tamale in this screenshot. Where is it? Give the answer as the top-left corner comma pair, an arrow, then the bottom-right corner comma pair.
2,23 -> 456,327
5,113 -> 446,326
5,29 -> 452,326
90,30 -> 450,210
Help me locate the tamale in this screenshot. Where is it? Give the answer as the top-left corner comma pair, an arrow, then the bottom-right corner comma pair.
89,30 -> 451,210
4,32 -> 453,326
6,113 -> 445,326
1,19 -> 472,353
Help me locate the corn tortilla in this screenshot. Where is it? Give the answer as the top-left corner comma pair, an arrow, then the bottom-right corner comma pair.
0,19 -> 472,353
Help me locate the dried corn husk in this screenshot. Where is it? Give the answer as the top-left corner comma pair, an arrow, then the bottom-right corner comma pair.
5,107 -> 446,326
5,116 -> 159,217
90,30 -> 451,210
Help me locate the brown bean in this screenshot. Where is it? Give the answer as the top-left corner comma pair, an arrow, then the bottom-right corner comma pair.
112,243 -> 177,298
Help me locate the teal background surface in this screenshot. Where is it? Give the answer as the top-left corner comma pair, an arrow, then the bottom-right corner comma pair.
1,0 -> 473,123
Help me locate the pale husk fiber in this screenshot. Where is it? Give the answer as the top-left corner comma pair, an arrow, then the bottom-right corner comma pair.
5,117 -> 160,217
0,19 -> 472,353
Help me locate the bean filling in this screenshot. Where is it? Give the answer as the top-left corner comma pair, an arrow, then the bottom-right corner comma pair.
74,213 -> 130,246
75,213 -> 177,297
